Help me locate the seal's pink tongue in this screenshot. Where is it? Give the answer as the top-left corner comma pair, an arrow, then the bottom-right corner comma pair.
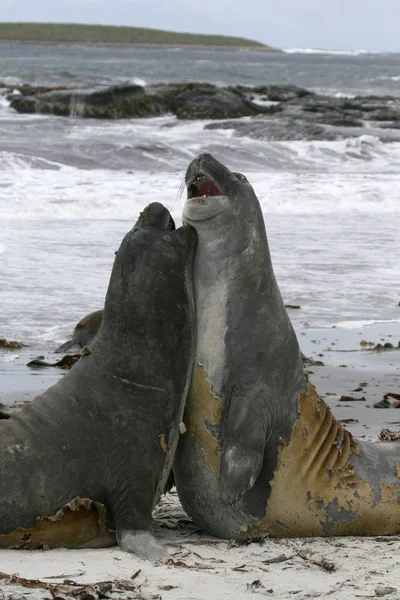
196,180 -> 221,197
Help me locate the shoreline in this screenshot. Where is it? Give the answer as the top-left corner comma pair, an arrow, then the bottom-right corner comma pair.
0,39 -> 278,51
1,321 -> 399,430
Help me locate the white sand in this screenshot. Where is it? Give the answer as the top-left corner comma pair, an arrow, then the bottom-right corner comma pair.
1,491 -> 399,600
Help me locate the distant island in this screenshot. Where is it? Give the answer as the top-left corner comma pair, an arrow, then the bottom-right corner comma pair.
0,22 -> 278,50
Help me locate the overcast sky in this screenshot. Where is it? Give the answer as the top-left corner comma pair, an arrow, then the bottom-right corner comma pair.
2,0 -> 400,52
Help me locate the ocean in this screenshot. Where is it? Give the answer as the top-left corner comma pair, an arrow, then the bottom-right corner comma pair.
0,43 -> 399,351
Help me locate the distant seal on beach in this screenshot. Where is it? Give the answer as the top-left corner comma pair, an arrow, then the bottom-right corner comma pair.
174,153 -> 400,539
54,215 -> 176,354
55,309 -> 104,353
0,203 -> 196,559
0,404 -> 11,420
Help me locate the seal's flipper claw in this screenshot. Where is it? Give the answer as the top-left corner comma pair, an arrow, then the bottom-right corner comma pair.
219,403 -> 267,505
117,529 -> 168,562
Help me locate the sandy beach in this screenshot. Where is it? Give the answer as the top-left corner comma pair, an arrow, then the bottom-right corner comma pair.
0,321 -> 399,599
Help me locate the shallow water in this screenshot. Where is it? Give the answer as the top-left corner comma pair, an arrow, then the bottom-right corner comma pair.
0,45 -> 399,349
2,43 -> 400,96
1,209 -> 399,348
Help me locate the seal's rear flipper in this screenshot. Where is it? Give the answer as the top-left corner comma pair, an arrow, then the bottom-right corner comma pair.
219,398 -> 267,506
117,529 -> 168,561
54,339 -> 77,354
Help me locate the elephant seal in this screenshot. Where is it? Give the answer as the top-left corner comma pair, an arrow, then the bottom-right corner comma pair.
54,214 -> 176,354
0,404 -> 11,420
55,309 -> 104,354
174,153 -> 400,539
0,203 -> 196,559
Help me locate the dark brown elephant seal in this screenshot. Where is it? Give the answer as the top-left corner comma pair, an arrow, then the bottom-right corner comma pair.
0,203 -> 196,559
55,309 -> 104,353
174,153 -> 400,539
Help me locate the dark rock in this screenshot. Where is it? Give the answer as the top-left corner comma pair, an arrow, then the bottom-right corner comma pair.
368,109 -> 400,122
301,99 -> 345,113
243,84 -> 312,102
149,81 -> 214,97
11,84 -> 171,119
373,397 -> 392,409
205,116 -> 332,141
9,95 -> 38,114
371,342 -> 400,351
379,123 -> 400,130
172,86 -> 262,120
296,95 -> 400,125
8,79 -> 400,133
317,114 -> 364,127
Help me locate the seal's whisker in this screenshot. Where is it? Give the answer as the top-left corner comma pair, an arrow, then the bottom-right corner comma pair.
171,176 -> 187,215
177,176 -> 187,206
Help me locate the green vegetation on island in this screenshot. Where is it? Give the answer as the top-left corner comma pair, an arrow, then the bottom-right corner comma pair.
0,22 -> 278,50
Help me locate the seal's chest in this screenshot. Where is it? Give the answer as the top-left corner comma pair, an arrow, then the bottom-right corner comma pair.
183,364 -> 223,478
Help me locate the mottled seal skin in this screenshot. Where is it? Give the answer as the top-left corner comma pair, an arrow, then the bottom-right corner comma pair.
0,203 -> 196,559
54,215 -> 176,354
174,153 -> 400,540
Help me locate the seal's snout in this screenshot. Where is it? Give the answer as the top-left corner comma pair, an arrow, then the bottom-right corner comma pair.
135,202 -> 175,231
188,175 -> 221,199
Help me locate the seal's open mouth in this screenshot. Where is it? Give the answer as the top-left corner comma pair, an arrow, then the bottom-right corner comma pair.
188,175 -> 221,199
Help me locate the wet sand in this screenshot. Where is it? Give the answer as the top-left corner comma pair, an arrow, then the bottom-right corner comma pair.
0,347 -> 63,406
1,322 -> 399,438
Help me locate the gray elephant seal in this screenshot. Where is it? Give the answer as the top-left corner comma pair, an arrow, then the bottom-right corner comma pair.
54,215 -> 176,354
0,203 -> 196,559
174,153 -> 400,539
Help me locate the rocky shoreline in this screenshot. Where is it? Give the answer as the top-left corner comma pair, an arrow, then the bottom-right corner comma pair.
2,80 -> 400,142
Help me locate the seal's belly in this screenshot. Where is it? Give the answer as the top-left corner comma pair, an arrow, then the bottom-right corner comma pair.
179,371 -> 400,539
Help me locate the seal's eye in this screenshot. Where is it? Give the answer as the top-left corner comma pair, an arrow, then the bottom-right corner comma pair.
233,172 -> 247,182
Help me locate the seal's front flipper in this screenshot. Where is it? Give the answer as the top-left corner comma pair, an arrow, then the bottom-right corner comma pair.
117,529 -> 167,561
219,397 -> 268,506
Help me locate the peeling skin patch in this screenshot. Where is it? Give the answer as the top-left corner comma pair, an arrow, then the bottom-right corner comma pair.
250,382 -> 400,537
160,433 -> 167,454
0,497 -> 115,550
182,364 -> 222,477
